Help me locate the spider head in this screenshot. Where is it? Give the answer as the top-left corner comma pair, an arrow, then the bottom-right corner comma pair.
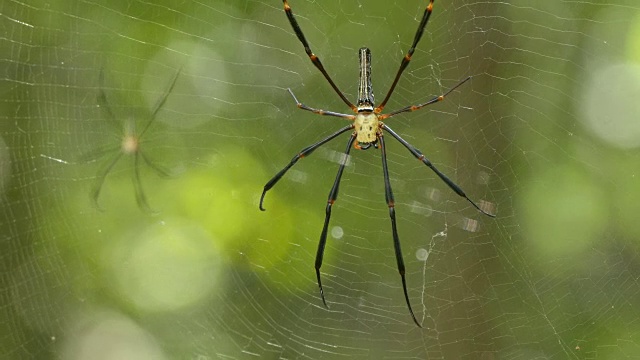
121,134 -> 140,155
121,118 -> 140,154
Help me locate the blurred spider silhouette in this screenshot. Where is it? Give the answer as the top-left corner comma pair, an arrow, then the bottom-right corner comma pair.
92,68 -> 180,212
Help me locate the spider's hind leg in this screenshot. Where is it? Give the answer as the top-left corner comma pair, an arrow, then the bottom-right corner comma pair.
378,132 -> 422,328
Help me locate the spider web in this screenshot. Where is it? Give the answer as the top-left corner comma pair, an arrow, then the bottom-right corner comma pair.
2,0 -> 640,358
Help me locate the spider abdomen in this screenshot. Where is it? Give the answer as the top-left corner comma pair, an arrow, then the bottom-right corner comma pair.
354,111 -> 379,148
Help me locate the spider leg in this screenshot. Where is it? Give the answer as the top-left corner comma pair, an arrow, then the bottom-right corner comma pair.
288,89 -> 356,120
91,151 -> 124,211
382,124 -> 495,217
140,150 -> 173,178
132,151 -> 157,214
97,69 -> 122,131
315,133 -> 357,308
379,76 -> 471,120
282,0 -> 357,112
378,133 -> 422,328
79,144 -> 120,164
140,66 -> 182,138
376,0 -> 435,113
259,124 -> 354,211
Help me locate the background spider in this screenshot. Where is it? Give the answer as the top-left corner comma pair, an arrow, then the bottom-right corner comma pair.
92,68 -> 180,213
260,0 -> 496,327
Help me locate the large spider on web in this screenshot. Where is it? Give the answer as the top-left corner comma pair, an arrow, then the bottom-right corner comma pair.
260,0 -> 496,327
92,68 -> 180,213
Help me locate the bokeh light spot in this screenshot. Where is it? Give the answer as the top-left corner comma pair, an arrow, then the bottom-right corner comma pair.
581,63 -> 640,149
106,220 -> 222,313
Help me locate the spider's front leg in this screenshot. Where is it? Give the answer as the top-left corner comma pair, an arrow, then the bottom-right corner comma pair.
314,133 -> 357,307
259,125 -> 354,211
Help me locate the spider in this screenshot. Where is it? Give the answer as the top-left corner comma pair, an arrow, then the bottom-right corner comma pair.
260,0 -> 495,327
92,68 -> 180,213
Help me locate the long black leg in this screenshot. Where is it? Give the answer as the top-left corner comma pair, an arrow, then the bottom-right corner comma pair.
132,152 -> 155,214
79,144 -> 120,164
140,150 -> 173,178
97,69 -> 121,131
378,133 -> 422,328
259,124 -> 354,211
140,67 -> 182,138
92,152 -> 124,210
288,89 -> 356,120
315,133 -> 357,308
380,76 -> 471,120
382,124 -> 495,217
282,0 -> 357,112
376,0 -> 435,113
